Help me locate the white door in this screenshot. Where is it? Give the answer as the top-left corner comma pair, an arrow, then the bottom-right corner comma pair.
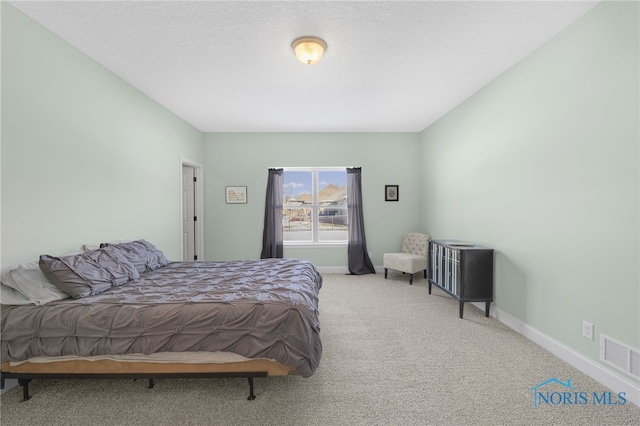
182,165 -> 196,261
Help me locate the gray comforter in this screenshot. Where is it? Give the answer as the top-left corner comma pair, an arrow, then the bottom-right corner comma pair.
1,258 -> 323,377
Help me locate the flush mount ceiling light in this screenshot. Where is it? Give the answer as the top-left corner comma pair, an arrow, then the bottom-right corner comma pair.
291,36 -> 327,65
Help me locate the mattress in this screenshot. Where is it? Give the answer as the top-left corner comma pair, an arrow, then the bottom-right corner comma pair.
1,258 -> 323,378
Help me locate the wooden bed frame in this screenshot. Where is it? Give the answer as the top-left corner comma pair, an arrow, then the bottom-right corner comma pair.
1,358 -> 298,401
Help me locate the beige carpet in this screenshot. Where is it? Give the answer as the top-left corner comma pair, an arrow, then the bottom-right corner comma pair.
1,272 -> 638,425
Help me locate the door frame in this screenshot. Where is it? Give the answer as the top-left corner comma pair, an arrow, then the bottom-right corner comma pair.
180,158 -> 204,261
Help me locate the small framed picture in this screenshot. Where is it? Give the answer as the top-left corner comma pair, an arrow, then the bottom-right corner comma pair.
385,185 -> 399,202
225,186 -> 247,204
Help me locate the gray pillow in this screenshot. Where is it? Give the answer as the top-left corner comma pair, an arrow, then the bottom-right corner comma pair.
104,240 -> 170,274
39,246 -> 139,299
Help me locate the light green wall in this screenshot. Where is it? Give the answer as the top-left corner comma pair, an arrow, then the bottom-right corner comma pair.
203,132 -> 423,266
421,0 -> 639,380
1,4 -> 204,265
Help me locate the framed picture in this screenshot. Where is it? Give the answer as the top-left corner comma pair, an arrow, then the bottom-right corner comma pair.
385,185 -> 399,202
225,186 -> 247,204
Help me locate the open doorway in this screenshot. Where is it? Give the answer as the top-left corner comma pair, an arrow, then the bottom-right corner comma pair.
181,158 -> 204,261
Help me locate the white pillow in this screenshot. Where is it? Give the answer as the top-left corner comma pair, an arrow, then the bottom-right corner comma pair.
1,282 -> 32,305
0,261 -> 69,305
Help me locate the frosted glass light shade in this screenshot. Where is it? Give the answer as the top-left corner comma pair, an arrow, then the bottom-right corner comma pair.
291,36 -> 327,65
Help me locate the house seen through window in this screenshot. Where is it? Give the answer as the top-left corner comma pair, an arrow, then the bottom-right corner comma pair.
283,168 -> 348,243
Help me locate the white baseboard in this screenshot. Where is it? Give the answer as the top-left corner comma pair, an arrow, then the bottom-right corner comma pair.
316,266 -> 350,274
478,303 -> 640,407
315,266 -> 385,274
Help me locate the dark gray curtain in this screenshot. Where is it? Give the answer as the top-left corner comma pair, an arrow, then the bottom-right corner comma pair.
260,168 -> 284,259
347,167 -> 375,275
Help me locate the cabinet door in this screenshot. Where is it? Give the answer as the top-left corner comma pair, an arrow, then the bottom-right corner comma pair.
461,250 -> 493,299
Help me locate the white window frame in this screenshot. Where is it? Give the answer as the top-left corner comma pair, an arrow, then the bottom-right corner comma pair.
283,167 -> 348,247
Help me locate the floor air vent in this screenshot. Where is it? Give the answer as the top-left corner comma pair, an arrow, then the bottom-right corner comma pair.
600,334 -> 640,379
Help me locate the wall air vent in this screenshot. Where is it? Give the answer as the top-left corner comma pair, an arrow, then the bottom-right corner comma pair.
600,334 -> 640,379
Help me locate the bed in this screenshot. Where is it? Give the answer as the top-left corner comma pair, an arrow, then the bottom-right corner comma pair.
1,241 -> 323,400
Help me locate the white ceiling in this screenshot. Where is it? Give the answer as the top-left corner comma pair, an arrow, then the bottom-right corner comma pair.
10,1 -> 600,133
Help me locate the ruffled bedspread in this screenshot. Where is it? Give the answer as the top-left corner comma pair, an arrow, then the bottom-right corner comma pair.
1,258 -> 323,377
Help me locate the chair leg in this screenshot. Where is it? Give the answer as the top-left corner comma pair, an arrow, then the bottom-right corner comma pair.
384,268 -> 388,279
423,269 -> 427,278
409,274 -> 413,285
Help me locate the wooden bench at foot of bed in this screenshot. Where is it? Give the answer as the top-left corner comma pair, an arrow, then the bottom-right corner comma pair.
1,359 -> 298,401
1,359 -> 298,375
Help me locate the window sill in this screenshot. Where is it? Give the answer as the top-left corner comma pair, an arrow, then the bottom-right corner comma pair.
284,242 -> 348,248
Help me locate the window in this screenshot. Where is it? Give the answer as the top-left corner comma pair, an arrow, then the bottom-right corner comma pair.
283,168 -> 348,243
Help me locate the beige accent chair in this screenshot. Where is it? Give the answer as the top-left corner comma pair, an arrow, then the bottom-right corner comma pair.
383,232 -> 430,285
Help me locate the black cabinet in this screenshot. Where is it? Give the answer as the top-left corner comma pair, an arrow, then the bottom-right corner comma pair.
428,240 -> 494,319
